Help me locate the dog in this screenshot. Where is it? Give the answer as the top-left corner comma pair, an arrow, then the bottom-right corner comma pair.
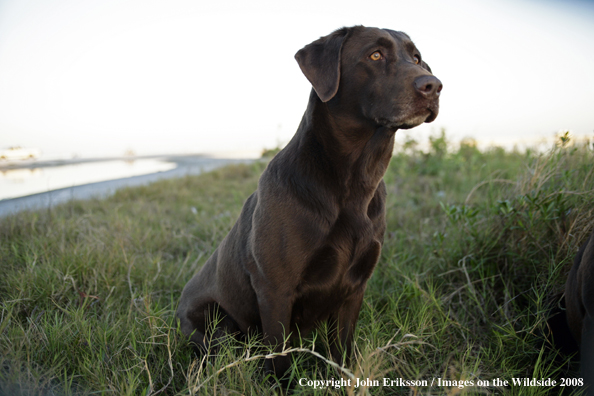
565,228 -> 594,393
177,25 -> 442,380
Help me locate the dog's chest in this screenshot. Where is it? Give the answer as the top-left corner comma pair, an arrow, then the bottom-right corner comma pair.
301,209 -> 382,289
293,213 -> 382,327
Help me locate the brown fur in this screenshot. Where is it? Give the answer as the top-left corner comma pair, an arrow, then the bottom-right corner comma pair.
566,229 -> 594,393
176,25 -> 442,380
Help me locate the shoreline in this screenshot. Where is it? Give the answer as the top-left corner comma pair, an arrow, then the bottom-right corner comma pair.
0,156 -> 254,217
0,150 -> 262,171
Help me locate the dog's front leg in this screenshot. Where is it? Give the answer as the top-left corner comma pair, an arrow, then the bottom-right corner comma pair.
329,290 -> 365,366
258,294 -> 293,380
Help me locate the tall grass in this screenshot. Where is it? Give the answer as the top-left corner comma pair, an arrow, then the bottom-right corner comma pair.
0,132 -> 592,395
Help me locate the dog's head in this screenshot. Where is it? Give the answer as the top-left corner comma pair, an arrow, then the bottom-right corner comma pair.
295,26 -> 442,130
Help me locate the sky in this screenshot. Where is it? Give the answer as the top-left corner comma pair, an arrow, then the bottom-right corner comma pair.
0,0 -> 593,159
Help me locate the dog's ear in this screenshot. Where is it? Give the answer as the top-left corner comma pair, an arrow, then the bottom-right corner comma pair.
421,60 -> 432,74
295,28 -> 350,102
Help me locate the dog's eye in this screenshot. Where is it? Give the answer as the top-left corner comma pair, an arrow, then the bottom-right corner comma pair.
413,55 -> 421,64
369,51 -> 383,61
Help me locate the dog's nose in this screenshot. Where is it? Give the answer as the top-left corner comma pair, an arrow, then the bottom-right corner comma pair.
414,75 -> 443,99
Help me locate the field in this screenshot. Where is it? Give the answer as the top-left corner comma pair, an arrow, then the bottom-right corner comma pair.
1,132 -> 593,395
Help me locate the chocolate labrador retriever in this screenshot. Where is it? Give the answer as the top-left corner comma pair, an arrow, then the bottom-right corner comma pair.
565,229 -> 594,393
177,25 -> 442,379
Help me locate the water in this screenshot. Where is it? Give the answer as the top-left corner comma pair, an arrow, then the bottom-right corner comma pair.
0,159 -> 176,200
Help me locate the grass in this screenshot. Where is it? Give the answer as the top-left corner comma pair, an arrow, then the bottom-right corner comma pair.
1,131 -> 593,395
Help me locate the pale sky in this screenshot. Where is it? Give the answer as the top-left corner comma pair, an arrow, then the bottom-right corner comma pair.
1,0 -> 593,159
